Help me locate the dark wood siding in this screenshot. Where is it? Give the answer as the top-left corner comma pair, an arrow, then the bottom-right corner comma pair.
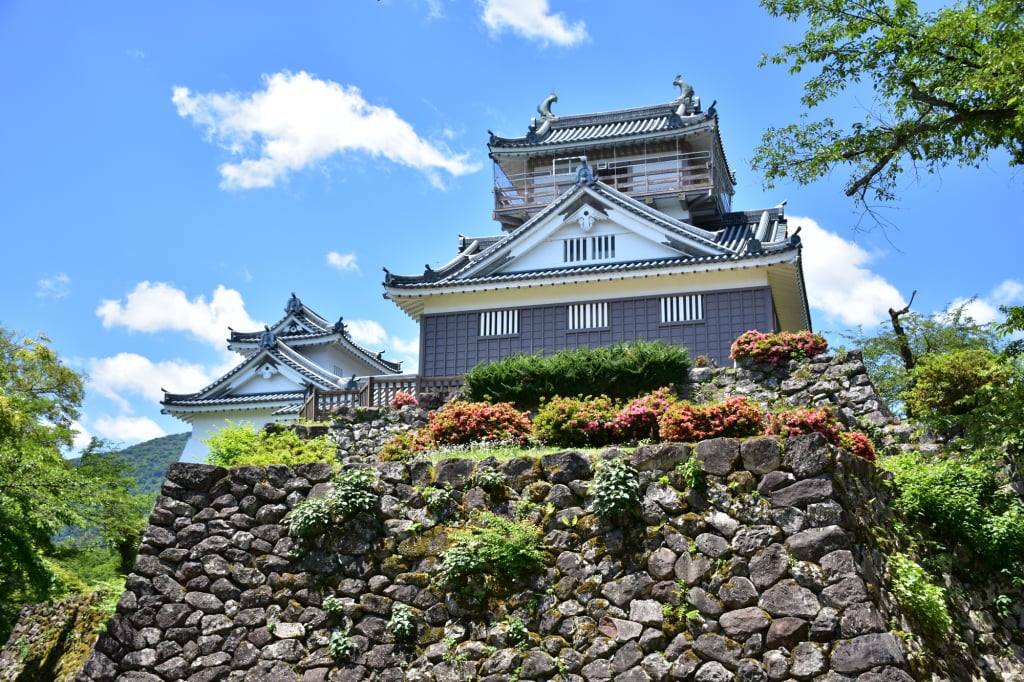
419,287 -> 777,376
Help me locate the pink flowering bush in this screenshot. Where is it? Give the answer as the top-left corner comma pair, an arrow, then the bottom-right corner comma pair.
389,391 -> 419,409
838,431 -> 877,461
764,407 -> 842,442
610,387 -> 679,442
658,397 -> 765,442
765,407 -> 876,462
533,395 -> 620,447
730,330 -> 828,364
428,401 -> 532,446
379,428 -> 434,461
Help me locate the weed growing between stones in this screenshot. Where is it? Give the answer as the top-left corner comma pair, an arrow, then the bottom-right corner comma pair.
890,553 -> 953,638
387,603 -> 417,641
327,629 -> 357,660
434,511 -> 548,593
283,468 -> 378,539
589,456 -> 640,519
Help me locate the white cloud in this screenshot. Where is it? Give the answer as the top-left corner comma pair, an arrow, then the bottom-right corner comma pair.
37,272 -> 70,299
96,282 -> 260,348
70,420 -> 93,452
172,71 -> 480,190
87,353 -> 212,410
480,0 -> 588,46
347,319 -> 389,347
948,279 -> 1024,325
794,216 -> 906,328
327,251 -> 359,272
93,415 -> 166,443
344,319 -> 418,373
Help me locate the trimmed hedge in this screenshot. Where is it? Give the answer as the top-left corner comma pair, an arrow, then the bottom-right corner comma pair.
461,340 -> 690,409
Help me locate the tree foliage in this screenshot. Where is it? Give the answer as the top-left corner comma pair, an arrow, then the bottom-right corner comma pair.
0,327 -> 151,639
846,301 -> 999,412
754,0 -> 1024,206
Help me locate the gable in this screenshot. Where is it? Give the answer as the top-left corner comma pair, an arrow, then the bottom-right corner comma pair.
463,184 -> 728,279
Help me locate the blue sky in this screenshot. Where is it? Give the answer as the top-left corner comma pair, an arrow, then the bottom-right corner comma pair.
2,0 -> 1020,450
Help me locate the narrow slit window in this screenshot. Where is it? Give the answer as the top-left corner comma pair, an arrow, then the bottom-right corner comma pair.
660,295 -> 704,323
479,309 -> 519,337
567,302 -> 608,330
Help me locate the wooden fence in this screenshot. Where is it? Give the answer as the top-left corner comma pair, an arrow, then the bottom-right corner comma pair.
299,375 -> 463,421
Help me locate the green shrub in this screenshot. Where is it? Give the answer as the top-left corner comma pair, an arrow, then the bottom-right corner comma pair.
532,394 -> 620,447
204,420 -> 261,466
204,421 -> 336,467
883,451 -> 1024,570
435,512 -> 547,589
461,340 -> 690,408
904,349 -> 1010,426
658,397 -> 764,442
379,428 -> 434,461
730,330 -> 828,364
589,456 -> 640,519
890,553 -> 952,637
428,401 -> 532,446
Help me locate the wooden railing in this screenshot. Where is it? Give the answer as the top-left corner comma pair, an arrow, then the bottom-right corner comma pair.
299,375 -> 464,421
494,151 -> 716,216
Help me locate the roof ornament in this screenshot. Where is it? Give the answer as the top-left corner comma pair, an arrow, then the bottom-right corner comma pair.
333,316 -> 349,337
258,325 -> 276,350
286,292 -> 303,315
672,75 -> 701,116
537,91 -> 558,119
789,225 -> 803,247
574,156 -> 597,187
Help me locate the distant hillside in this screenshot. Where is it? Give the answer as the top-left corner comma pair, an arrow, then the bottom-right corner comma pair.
69,432 -> 190,495
119,432 -> 190,494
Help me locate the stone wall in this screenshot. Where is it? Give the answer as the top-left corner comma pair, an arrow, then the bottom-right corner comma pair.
76,434 -> 929,682
0,592 -> 111,682
6,350 -> 1021,680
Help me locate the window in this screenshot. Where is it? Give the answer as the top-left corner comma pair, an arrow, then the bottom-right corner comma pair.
660,295 -> 704,323
564,235 -> 615,263
568,302 -> 608,330
479,309 -> 519,337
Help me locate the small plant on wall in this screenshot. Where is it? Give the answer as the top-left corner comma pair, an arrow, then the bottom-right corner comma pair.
589,456 -> 640,519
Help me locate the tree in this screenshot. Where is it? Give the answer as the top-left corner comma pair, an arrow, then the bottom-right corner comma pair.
753,0 -> 1024,206
846,301 -> 999,412
1,327 -> 85,634
0,327 -> 150,638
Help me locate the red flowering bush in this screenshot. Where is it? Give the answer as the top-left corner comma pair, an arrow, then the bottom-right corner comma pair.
533,395 -> 620,447
389,391 -> 419,409
610,387 -> 678,442
428,401 -> 532,446
838,431 -> 877,461
658,397 -> 765,442
379,428 -> 434,461
730,330 -> 828,364
765,407 -> 842,442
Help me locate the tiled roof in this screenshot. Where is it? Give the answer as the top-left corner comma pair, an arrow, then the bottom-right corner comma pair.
488,102 -> 713,149
162,390 -> 304,407
227,294 -> 401,373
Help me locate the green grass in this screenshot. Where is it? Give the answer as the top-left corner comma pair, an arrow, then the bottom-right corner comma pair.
420,441 -> 611,463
